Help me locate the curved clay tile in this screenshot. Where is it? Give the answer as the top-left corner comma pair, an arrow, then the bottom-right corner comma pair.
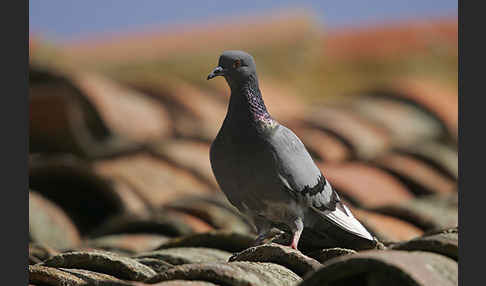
123,77 -> 227,142
301,249 -> 457,286
29,191 -> 82,249
372,79 -> 458,141
156,231 -> 255,253
41,250 -> 157,281
372,153 -> 456,196
390,227 -> 458,260
306,106 -> 393,160
318,162 -> 414,208
148,139 -> 217,190
29,155 -> 149,234
287,123 -> 352,162
396,142 -> 458,181
229,243 -> 321,277
30,66 -> 143,159
71,72 -> 172,142
352,208 -> 424,242
351,95 -> 444,145
93,152 -> 213,207
83,234 -> 170,254
147,261 -> 302,285
371,193 -> 458,232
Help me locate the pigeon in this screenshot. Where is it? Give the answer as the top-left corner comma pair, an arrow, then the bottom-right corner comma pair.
207,50 -> 376,250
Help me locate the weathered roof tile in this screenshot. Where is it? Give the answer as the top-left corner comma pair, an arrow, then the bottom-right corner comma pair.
373,152 -> 456,196
301,250 -> 458,286
229,243 -> 321,277
390,227 -> 458,260
136,247 -> 232,265
317,162 -> 414,208
148,261 -> 302,286
156,231 -> 255,253
29,191 -> 81,249
41,250 -> 157,281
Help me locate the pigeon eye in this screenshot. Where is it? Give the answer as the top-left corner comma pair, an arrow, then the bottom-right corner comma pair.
233,59 -> 241,69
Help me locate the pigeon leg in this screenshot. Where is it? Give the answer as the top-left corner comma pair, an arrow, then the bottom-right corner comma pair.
254,230 -> 271,245
290,217 -> 304,250
253,218 -> 271,246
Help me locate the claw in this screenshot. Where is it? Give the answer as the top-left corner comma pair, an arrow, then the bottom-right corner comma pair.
254,230 -> 270,246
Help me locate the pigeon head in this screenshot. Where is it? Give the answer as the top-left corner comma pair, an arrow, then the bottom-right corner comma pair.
208,50 -> 270,121
207,50 -> 257,88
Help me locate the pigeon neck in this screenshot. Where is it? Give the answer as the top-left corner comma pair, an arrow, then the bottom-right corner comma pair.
229,74 -> 272,123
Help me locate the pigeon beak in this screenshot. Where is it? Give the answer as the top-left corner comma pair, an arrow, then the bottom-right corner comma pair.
207,66 -> 225,80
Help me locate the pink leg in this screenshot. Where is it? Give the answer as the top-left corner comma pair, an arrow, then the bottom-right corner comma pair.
254,230 -> 270,246
253,218 -> 271,246
289,218 -> 304,250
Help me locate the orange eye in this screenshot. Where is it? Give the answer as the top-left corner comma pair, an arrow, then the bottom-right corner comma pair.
233,59 -> 241,69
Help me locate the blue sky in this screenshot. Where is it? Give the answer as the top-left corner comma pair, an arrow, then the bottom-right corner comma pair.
30,1 -> 457,43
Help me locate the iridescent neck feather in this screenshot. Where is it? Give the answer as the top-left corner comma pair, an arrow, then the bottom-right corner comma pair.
231,74 -> 274,125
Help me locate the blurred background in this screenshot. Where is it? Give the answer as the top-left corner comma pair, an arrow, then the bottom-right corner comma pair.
29,1 -> 458,285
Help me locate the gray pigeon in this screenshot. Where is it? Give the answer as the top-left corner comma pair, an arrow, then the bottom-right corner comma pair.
207,50 -> 375,250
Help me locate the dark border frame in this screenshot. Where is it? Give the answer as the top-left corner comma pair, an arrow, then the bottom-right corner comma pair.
4,0 -> 29,284
458,0 -> 476,284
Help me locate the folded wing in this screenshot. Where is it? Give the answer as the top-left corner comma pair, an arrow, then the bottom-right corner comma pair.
268,125 -> 373,241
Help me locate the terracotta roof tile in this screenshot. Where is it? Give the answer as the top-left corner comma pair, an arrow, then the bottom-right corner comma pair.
351,95 -> 445,145
306,106 -> 393,160
88,211 -> 197,239
29,243 -> 59,265
40,250 -> 157,281
83,234 -> 170,254
29,67 -> 142,158
374,79 -> 458,141
93,152 -> 213,207
390,227 -> 458,260
325,17 -> 457,61
61,12 -> 316,67
400,79 -> 457,140
135,247 -> 232,265
147,261 -> 302,285
317,162 -> 414,208
301,249 -> 457,286
351,208 -> 424,242
229,243 -> 321,277
287,124 -> 352,162
29,155 -> 149,234
156,231 -> 255,253
29,265 -> 89,286
29,191 -> 81,249
372,193 -> 458,232
56,268 -> 132,286
71,73 -> 172,142
373,152 -> 456,196
395,142 -> 458,180
134,281 -> 218,286
124,78 -> 227,142
163,197 -> 253,235
148,139 -> 217,189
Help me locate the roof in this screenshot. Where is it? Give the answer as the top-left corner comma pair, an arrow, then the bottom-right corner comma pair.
29,13 -> 458,285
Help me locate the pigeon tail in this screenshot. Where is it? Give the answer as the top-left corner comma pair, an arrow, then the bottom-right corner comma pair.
321,203 -> 374,241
